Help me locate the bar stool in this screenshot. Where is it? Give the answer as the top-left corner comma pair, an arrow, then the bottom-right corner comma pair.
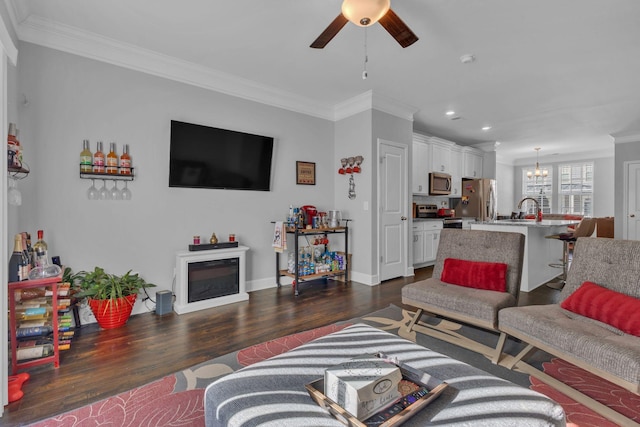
545,218 -> 596,289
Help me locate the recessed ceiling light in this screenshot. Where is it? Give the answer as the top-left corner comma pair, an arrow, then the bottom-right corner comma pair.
445,110 -> 456,116
482,126 -> 492,131
460,54 -> 475,64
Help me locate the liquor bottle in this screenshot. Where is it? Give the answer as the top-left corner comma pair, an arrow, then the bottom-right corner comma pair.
19,233 -> 31,277
119,144 -> 131,175
24,232 -> 33,267
80,139 -> 92,173
33,230 -> 49,268
16,343 -> 54,361
13,287 -> 47,301
8,234 -> 29,282
106,142 -> 118,174
93,141 -> 105,173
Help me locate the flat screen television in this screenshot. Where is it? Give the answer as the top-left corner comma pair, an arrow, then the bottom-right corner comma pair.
169,120 -> 274,191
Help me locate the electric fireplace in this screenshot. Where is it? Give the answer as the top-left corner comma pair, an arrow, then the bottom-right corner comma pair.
174,246 -> 249,314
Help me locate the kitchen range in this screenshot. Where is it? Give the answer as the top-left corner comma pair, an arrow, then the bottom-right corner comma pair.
412,205 -> 463,266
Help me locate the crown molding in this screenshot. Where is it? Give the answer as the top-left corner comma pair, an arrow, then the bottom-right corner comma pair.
16,14 -> 338,121
0,0 -> 18,64
612,133 -> 640,144
334,90 -> 417,122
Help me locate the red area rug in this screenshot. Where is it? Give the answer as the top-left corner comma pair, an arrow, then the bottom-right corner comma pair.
29,323 -> 349,427
531,358 -> 640,427
28,306 -> 640,426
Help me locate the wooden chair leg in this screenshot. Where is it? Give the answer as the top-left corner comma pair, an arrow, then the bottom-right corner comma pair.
502,343 -> 537,370
407,308 -> 423,332
492,332 -> 508,364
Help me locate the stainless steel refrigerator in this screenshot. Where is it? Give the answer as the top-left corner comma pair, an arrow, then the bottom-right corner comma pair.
456,178 -> 497,222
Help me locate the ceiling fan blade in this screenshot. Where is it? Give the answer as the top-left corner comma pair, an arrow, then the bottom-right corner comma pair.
310,13 -> 349,49
378,8 -> 419,48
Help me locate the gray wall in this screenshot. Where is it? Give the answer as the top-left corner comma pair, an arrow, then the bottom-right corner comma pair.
14,42 -> 337,315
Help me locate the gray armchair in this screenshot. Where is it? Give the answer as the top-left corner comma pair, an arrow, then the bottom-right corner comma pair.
402,228 -> 525,362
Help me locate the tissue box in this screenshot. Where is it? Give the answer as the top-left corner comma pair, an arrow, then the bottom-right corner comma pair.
324,355 -> 402,420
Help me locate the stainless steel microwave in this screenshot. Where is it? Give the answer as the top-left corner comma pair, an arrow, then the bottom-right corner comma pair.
429,172 -> 452,195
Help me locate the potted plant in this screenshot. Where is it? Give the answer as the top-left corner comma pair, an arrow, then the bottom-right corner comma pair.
74,267 -> 155,329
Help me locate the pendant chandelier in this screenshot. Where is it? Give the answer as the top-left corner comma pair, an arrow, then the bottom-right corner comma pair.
527,147 -> 548,179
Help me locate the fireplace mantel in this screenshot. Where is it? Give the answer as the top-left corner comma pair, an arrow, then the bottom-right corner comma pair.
174,246 -> 249,314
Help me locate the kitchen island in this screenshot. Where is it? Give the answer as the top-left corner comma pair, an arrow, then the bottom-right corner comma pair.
470,219 -> 579,292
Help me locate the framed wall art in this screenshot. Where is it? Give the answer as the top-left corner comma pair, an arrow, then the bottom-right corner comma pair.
296,161 -> 316,185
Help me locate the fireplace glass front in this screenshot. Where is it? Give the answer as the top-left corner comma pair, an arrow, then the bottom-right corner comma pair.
187,257 -> 239,303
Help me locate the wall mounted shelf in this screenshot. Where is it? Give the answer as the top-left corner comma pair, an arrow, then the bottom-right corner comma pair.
79,171 -> 134,181
8,165 -> 29,180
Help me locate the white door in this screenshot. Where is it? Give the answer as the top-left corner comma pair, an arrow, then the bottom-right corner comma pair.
624,161 -> 640,240
379,140 -> 408,281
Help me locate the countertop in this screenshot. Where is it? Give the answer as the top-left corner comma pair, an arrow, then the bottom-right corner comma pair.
475,219 -> 579,227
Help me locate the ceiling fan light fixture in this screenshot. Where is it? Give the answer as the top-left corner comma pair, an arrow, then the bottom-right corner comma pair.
342,0 -> 391,27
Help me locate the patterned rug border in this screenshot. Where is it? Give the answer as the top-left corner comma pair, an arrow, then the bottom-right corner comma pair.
27,304 -> 640,427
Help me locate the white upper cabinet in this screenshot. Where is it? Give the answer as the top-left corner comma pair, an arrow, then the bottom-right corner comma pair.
412,133 -> 484,195
430,141 -> 452,173
449,145 -> 462,196
462,148 -> 484,178
412,135 -> 430,194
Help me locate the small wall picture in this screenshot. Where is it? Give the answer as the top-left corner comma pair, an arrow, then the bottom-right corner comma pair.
296,161 -> 316,185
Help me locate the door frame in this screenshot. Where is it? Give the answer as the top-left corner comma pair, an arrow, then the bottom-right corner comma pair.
377,138 -> 410,282
622,160 -> 640,240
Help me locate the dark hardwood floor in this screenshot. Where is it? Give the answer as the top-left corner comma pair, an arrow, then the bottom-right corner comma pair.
3,267 -> 558,425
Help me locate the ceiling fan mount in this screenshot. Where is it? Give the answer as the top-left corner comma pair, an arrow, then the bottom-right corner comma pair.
310,0 -> 418,49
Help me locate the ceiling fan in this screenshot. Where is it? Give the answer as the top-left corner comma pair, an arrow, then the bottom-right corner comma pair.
310,0 -> 418,49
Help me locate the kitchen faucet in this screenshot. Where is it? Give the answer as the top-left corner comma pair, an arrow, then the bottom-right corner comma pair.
517,197 -> 542,222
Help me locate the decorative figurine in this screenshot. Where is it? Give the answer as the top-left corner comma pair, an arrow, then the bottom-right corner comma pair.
210,233 -> 218,244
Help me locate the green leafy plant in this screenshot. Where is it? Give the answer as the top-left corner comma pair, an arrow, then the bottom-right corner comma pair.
73,267 -> 155,301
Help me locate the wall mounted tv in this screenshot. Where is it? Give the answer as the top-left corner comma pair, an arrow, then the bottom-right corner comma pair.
169,120 -> 274,191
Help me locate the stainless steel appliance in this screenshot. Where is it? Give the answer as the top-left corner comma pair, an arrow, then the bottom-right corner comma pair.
442,217 -> 463,228
416,204 -> 438,218
429,172 -> 452,195
456,178 -> 497,222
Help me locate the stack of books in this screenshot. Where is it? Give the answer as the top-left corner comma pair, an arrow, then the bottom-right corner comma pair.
56,283 -> 75,350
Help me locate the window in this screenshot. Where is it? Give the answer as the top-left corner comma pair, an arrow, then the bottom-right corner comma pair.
521,167 -> 553,214
558,162 -> 593,216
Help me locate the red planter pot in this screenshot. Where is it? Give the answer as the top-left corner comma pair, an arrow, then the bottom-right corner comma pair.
88,294 -> 137,329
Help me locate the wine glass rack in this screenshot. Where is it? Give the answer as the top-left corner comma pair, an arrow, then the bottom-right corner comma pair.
79,167 -> 135,181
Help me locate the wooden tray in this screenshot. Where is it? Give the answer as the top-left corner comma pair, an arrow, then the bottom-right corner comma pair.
305,354 -> 448,427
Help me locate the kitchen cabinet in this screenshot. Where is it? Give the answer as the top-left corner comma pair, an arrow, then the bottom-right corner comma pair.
412,137 -> 430,194
412,221 -> 443,266
463,148 -> 484,178
449,146 -> 462,197
275,223 -> 350,296
430,141 -> 451,173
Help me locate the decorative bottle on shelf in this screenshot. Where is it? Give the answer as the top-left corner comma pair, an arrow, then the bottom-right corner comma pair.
106,142 -> 118,174
32,230 -> 49,268
8,234 -> 29,282
119,144 -> 131,175
7,123 -> 22,168
93,141 -> 105,173
80,139 -> 92,173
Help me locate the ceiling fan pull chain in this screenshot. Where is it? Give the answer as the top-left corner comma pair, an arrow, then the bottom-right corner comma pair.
362,27 -> 368,79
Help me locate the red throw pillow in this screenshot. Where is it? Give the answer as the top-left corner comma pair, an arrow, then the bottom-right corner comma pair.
440,258 -> 508,292
561,281 -> 640,337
